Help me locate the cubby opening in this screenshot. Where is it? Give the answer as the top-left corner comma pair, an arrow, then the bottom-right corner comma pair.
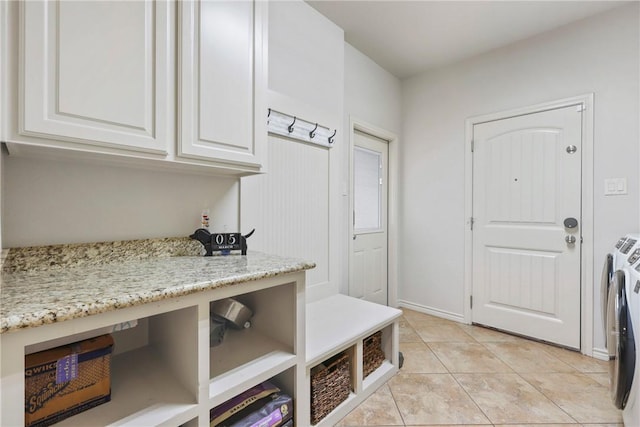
362,323 -> 395,390
209,367 -> 296,427
26,306 -> 199,427
310,350 -> 354,425
209,282 -> 298,403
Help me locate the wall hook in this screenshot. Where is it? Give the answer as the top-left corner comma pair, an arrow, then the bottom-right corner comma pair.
309,123 -> 318,139
328,129 -> 337,144
288,116 -> 297,133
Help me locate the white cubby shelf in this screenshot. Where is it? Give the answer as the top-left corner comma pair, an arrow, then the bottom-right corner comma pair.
305,294 -> 402,427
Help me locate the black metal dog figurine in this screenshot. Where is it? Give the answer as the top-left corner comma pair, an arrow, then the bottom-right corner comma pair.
190,228 -> 255,256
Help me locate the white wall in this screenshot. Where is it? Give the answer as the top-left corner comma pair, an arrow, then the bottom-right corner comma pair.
3,154 -> 239,247
399,4 -> 639,351
241,0 -> 344,301
343,43 -> 402,295
344,43 -> 402,136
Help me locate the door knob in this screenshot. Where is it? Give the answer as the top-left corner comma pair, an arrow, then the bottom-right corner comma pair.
565,235 -> 576,244
564,217 -> 578,229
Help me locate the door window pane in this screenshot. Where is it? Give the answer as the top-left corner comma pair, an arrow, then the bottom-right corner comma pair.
354,146 -> 381,230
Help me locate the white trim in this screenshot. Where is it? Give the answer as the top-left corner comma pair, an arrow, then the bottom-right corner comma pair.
397,300 -> 466,324
464,94 -> 595,355
348,116 -> 399,307
592,347 -> 610,361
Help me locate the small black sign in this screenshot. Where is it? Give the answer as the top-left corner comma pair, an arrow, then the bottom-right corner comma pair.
211,233 -> 242,251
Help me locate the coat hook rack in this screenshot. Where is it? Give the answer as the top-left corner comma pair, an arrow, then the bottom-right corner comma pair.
267,108 -> 335,149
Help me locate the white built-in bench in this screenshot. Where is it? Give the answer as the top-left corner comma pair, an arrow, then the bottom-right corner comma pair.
305,294 -> 402,426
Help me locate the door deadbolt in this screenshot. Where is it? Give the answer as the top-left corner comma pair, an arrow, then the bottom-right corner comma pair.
563,217 -> 578,229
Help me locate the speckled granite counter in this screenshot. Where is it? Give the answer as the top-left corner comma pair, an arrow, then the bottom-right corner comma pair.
1,240 -> 315,334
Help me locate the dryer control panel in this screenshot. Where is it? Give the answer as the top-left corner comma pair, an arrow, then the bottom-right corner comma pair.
621,238 -> 637,254
628,248 -> 640,265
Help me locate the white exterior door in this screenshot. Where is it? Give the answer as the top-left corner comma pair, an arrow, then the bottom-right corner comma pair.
472,105 -> 582,349
350,130 -> 388,305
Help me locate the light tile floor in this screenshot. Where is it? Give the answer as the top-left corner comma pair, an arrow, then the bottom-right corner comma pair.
336,309 -> 622,427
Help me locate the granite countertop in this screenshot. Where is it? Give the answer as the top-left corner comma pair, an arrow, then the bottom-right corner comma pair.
1,239 -> 315,334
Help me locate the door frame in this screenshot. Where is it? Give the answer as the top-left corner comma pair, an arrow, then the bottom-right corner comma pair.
463,94 -> 594,355
349,116 -> 399,307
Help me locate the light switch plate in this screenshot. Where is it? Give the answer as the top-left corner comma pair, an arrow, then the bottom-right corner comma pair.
604,178 -> 627,195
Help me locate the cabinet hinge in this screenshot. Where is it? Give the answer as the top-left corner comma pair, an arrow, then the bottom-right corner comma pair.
470,295 -> 473,309
471,139 -> 474,152
470,217 -> 474,231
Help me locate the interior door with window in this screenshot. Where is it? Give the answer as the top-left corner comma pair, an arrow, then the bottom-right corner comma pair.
350,130 -> 388,305
472,105 -> 582,349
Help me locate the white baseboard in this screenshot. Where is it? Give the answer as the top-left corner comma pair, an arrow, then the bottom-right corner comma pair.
397,300 -> 466,324
592,347 -> 610,361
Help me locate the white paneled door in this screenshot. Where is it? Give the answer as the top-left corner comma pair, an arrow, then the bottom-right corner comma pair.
472,105 -> 582,349
351,130 -> 388,305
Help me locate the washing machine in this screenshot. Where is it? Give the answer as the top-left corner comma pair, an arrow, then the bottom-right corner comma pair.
622,257 -> 640,426
606,245 -> 639,426
602,235 -> 639,347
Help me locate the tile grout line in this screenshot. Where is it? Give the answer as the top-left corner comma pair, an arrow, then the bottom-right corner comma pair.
385,375 -> 408,427
450,324 -> 500,426
512,370 -> 582,425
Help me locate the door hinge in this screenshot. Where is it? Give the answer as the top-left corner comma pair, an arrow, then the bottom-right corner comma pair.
471,139 -> 474,152
470,295 -> 473,309
470,217 -> 474,231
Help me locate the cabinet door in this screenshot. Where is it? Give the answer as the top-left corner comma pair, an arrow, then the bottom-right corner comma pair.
178,0 -> 267,169
20,1 -> 170,154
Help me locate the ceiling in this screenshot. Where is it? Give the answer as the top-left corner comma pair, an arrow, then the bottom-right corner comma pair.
306,1 -> 629,79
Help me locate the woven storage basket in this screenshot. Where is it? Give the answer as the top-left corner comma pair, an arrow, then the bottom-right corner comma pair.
363,331 -> 385,378
310,352 -> 351,424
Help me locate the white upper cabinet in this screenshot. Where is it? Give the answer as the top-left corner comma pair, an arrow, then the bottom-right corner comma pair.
178,0 -> 267,170
19,1 -> 171,154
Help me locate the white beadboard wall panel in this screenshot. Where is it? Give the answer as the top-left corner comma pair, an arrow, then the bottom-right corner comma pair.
2,154 -> 239,247
241,135 -> 330,288
244,0 -> 343,301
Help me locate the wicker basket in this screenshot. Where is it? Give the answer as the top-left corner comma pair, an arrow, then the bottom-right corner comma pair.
363,331 -> 386,378
310,352 -> 351,424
